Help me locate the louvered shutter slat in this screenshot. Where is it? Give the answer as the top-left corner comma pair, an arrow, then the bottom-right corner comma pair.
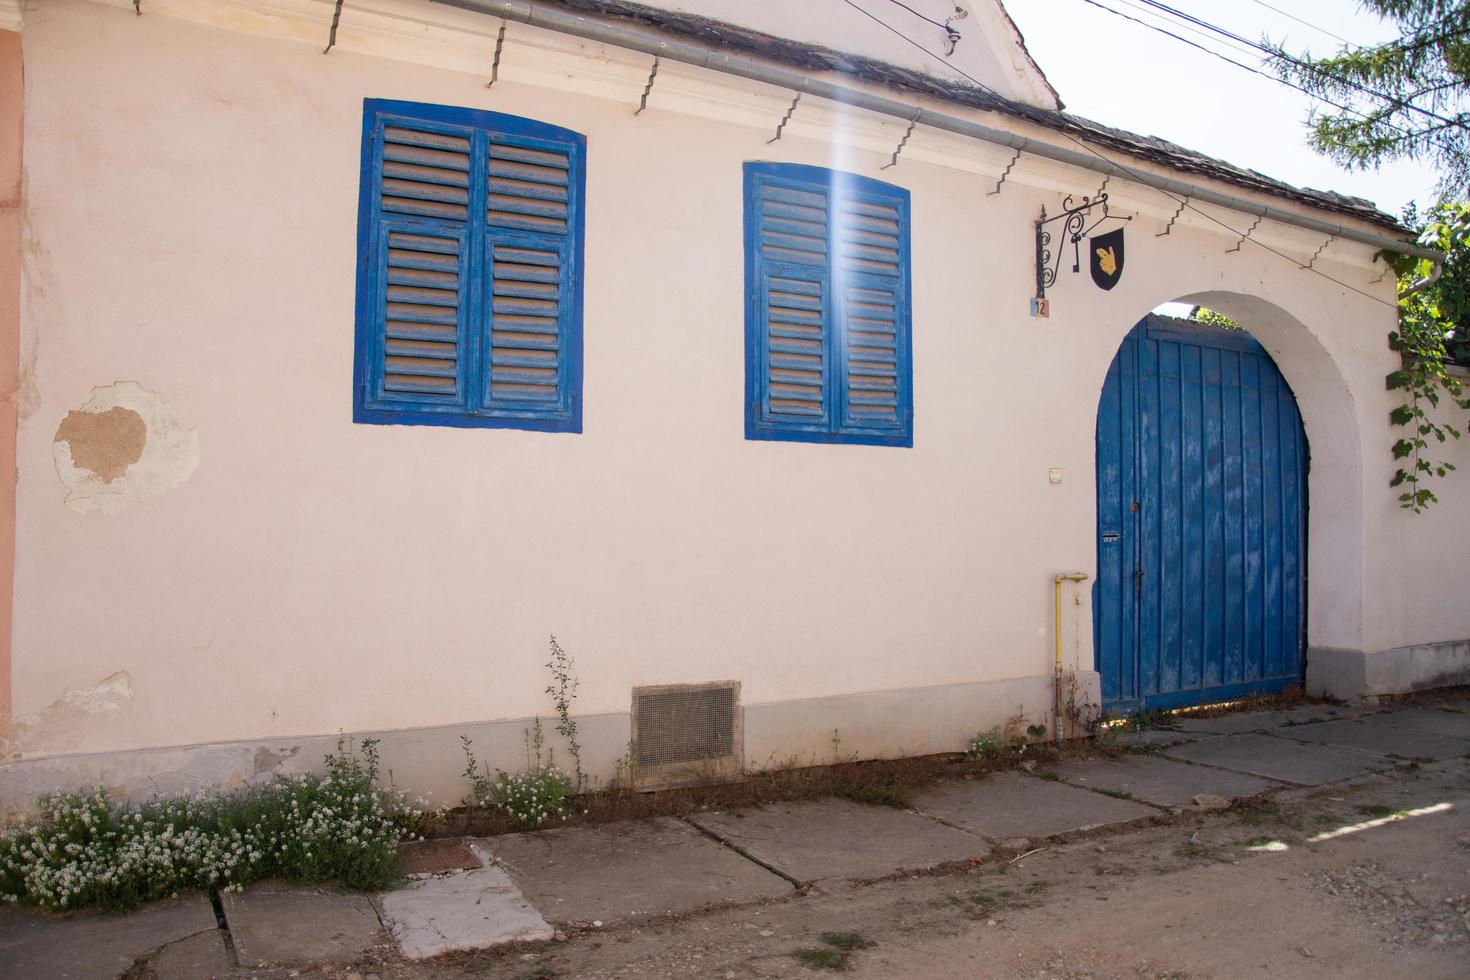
835,184 -> 907,432
380,127 -> 471,222
375,224 -> 469,402
365,119 -> 474,411
487,138 -> 573,236
760,267 -> 830,422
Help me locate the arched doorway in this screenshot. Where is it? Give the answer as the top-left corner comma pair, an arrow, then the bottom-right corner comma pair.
1095,313 -> 1309,713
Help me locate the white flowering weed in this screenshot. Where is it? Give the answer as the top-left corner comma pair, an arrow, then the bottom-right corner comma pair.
0,738 -> 426,912
488,766 -> 575,828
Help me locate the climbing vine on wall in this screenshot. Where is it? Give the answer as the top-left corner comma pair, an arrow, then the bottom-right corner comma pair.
1384,202 -> 1470,513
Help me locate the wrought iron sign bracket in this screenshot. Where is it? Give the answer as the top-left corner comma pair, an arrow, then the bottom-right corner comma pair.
1034,192 -> 1131,299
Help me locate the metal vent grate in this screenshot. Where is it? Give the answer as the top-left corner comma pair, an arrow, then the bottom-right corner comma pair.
631,682 -> 741,782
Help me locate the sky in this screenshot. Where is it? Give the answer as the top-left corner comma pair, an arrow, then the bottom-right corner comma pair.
1001,0 -> 1444,219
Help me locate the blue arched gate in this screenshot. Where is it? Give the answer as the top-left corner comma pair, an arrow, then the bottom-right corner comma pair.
1095,315 -> 1308,713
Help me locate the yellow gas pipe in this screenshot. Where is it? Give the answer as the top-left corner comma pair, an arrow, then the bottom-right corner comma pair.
1053,572 -> 1090,743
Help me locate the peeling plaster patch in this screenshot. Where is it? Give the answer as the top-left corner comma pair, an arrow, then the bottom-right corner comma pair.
52,382 -> 199,513
252,746 -> 301,776
55,406 -> 146,482
1,671 -> 134,758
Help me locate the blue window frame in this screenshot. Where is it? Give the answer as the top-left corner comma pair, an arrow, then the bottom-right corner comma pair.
354,99 -> 585,431
744,162 -> 913,447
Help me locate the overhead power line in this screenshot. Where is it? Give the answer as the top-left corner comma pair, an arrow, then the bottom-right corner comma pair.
1132,0 -> 1466,130
881,0 -> 950,33
1081,0 -> 1458,159
1076,0 -> 1461,160
836,0 -> 1405,311
1243,0 -> 1352,46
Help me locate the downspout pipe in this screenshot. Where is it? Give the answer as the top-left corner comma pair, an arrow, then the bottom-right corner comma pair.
437,0 -> 1444,269
1053,573 -> 1089,743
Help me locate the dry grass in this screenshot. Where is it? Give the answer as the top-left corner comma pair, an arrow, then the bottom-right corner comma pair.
436,746 -> 1060,839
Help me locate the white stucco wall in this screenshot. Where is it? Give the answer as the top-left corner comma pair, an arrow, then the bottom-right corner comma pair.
6,0 -> 1468,779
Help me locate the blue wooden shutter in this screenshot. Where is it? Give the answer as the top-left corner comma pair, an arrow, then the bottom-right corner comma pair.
750,174 -> 832,433
832,182 -> 909,437
356,101 -> 585,431
481,133 -> 581,424
745,164 -> 911,446
363,120 -> 476,414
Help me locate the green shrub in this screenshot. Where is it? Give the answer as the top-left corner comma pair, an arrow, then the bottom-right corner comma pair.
0,738 -> 426,912
966,728 -> 1009,760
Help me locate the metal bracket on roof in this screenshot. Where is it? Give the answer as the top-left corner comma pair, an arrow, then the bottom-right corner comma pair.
1226,214 -> 1263,253
881,110 -> 922,170
635,52 -> 662,115
987,148 -> 1022,196
767,91 -> 803,144
323,0 -> 345,54
485,22 -> 507,88
1156,196 -> 1187,237
1303,233 -> 1337,270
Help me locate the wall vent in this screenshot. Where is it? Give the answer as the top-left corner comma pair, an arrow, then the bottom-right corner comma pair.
631,681 -> 742,787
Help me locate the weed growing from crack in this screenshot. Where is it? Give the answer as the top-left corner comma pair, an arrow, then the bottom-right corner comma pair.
462,721 -> 576,829
1099,788 -> 1135,800
967,729 -> 1009,760
1356,803 -> 1409,818
839,785 -> 910,809
1238,804 -> 1281,826
546,635 -> 585,792
820,931 -> 873,951
794,947 -> 850,970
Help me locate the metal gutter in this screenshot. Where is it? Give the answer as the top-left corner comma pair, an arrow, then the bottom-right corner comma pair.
436,0 -> 1443,280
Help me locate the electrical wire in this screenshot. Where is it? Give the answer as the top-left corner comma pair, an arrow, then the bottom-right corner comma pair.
837,0 -> 1406,310
1243,0 -> 1353,46
1110,0 -> 1284,62
881,0 -> 951,33
1133,0 -> 1465,129
1077,0 -> 1462,160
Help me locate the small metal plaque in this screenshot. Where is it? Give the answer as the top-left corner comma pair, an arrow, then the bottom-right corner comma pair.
1101,532 -> 1122,543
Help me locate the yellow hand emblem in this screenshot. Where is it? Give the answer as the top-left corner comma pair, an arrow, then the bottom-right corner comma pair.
1095,246 -> 1117,277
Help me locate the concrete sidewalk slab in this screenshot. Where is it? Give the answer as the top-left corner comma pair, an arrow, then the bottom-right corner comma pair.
479,816 -> 790,925
1170,705 -> 1361,735
221,882 -> 382,967
1164,733 -> 1391,785
1050,754 -> 1282,808
379,865 -> 553,959
1273,717 -> 1470,760
688,798 -> 986,885
151,929 -> 233,980
0,896 -> 217,980
1374,708 -> 1470,743
911,771 -> 1156,841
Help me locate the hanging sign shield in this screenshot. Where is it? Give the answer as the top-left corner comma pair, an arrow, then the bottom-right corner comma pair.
1090,228 -> 1125,290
